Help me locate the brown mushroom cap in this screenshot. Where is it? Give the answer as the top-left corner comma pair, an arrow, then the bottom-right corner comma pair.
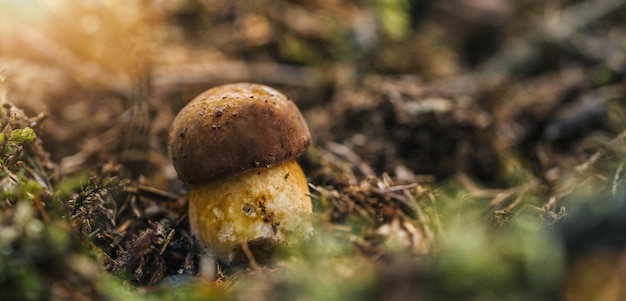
168,83 -> 312,185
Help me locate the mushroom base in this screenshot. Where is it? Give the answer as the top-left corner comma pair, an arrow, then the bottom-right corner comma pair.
188,159 -> 313,264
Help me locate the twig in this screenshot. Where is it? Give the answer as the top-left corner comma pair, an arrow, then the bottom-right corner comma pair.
152,60 -> 322,94
240,242 -> 262,272
325,141 -> 376,178
159,229 -> 175,256
124,184 -> 182,201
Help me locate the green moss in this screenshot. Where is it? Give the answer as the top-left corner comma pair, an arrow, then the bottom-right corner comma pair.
8,127 -> 36,145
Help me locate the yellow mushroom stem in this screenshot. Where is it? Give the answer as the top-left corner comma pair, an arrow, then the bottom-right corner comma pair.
188,159 -> 313,263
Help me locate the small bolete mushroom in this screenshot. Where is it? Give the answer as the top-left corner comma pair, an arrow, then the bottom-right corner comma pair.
168,83 -> 313,264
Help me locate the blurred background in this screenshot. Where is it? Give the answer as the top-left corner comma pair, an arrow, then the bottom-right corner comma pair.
0,0 -> 625,300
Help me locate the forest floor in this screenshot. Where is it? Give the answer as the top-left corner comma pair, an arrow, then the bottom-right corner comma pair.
1,1 -> 625,300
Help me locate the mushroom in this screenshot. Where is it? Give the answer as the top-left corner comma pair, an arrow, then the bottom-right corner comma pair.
168,83 -> 313,264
